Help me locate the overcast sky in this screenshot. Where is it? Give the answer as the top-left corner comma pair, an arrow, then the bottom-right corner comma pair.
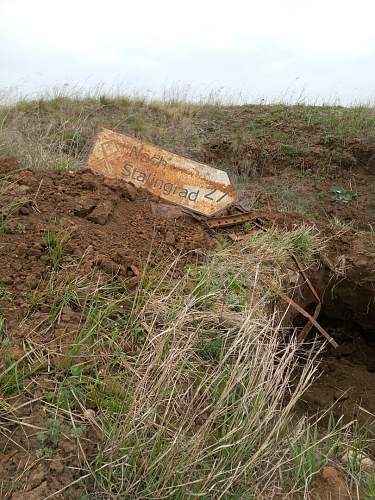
1,0 -> 375,105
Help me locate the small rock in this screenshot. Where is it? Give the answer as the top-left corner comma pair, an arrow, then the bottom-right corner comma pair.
27,247 -> 41,257
73,194 -> 97,217
49,455 -> 65,473
25,276 -> 39,289
321,466 -> 340,482
361,457 -> 375,473
61,440 -> 76,454
122,183 -> 137,201
319,465 -> 350,498
114,249 -> 133,266
341,450 -> 375,473
83,408 -> 96,421
175,241 -> 185,251
28,462 -> 46,489
341,449 -> 366,465
104,178 -> 121,191
331,150 -> 357,169
61,304 -> 75,322
126,275 -> 140,289
81,180 -> 97,191
87,200 -> 114,225
165,230 -> 175,245
10,183 -> 30,195
95,254 -> 126,275
129,264 -> 140,276
19,205 -> 31,215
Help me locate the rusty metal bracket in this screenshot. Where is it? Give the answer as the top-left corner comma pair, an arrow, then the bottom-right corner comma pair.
205,212 -> 264,229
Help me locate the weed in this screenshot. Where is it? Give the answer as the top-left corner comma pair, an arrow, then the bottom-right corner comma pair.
243,221 -> 253,233
99,95 -> 113,106
0,314 -> 5,336
46,367 -> 87,410
346,430 -> 369,478
12,223 -> 26,234
280,143 -> 298,156
36,447 -> 53,459
0,356 -> 26,395
247,226 -> 321,259
323,133 -> 335,145
70,425 -> 86,438
365,474 -> 375,499
45,224 -> 70,269
317,191 -> 327,202
126,115 -> 145,135
331,186 -> 357,202
272,130 -> 288,141
37,419 -> 64,447
0,195 -> 30,234
197,335 -> 224,362
289,424 -> 322,487
0,284 -> 10,302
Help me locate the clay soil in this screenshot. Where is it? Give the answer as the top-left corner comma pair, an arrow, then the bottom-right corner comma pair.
0,144 -> 374,497
0,162 -> 218,498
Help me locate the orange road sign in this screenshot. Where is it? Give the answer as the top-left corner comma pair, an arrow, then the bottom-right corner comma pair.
88,129 -> 238,216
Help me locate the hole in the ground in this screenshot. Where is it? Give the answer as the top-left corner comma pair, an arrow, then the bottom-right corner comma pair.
294,295 -> 375,425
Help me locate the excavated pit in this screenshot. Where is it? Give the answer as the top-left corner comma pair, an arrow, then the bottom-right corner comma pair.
296,274 -> 375,425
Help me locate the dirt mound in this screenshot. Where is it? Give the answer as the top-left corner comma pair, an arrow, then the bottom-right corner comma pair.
0,166 -> 216,326
0,164 -> 217,498
1,161 -> 374,497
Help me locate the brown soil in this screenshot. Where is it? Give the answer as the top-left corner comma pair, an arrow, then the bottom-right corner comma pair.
0,154 -> 374,497
203,132 -> 375,228
311,466 -> 351,500
0,163 -> 215,498
0,165 -> 216,331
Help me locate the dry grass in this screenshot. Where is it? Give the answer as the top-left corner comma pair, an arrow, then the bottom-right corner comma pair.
0,227 -> 372,498
1,92 -> 375,497
0,91 -> 374,175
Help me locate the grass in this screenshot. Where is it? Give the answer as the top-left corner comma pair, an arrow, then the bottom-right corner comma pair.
0,225 -> 372,498
0,91 -> 374,497
45,223 -> 71,269
0,92 -> 374,176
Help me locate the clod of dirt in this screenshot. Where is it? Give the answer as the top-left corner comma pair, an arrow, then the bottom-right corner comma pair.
73,194 -> 97,217
360,457 -> 375,474
0,156 -> 19,173
312,466 -> 351,500
11,482 -> 49,500
165,230 -> 176,245
122,182 -> 138,201
86,199 -> 114,224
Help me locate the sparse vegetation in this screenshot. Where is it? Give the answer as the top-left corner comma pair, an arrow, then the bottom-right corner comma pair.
0,91 -> 374,497
1,91 -> 374,175
0,222 -> 371,497
45,223 -> 71,269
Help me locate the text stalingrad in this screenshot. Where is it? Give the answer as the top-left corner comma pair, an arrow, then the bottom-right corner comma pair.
88,129 -> 238,216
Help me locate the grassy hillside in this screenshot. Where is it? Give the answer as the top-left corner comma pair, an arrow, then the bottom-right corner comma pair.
0,95 -> 374,498
1,95 -> 375,172
2,94 -> 374,222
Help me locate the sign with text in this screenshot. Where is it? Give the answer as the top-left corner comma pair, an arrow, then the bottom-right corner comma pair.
88,129 -> 238,216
